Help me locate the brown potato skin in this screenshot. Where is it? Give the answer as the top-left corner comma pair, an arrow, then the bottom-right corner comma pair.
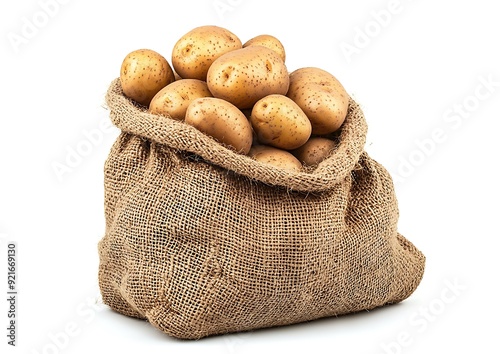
249,145 -> 302,172
243,34 -> 286,62
120,49 -> 175,106
149,79 -> 212,120
207,46 -> 289,109
292,137 -> 337,167
250,94 -> 311,150
287,67 -> 349,135
172,25 -> 242,81
185,97 -> 253,154
173,71 -> 183,81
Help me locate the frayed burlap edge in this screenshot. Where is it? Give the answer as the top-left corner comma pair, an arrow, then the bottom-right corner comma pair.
105,78 -> 367,192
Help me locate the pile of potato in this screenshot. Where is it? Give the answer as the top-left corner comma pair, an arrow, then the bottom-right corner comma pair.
119,25 -> 349,172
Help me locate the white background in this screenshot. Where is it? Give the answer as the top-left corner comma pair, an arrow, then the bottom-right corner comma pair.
1,0 -> 499,353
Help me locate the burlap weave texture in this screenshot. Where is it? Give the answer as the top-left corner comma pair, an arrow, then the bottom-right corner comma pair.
98,78 -> 425,339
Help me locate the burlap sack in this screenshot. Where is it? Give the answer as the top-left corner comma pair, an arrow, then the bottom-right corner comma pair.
98,78 -> 425,339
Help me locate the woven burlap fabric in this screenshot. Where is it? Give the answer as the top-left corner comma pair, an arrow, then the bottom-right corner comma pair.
98,78 -> 425,339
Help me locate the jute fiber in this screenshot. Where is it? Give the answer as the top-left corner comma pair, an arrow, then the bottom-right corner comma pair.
98,78 -> 425,339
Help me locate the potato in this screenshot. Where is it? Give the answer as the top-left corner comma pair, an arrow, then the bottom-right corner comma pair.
287,67 -> 349,135
207,46 -> 289,109
250,94 -> 311,150
172,25 -> 242,81
243,34 -> 286,62
249,145 -> 302,172
185,97 -> 252,154
292,137 -> 337,167
120,49 -> 175,106
149,79 -> 212,120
